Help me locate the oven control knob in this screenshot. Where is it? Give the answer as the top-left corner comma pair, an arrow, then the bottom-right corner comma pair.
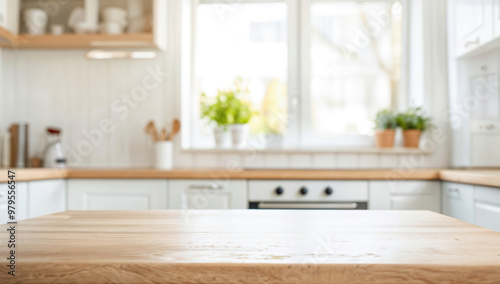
275,186 -> 284,195
300,187 -> 308,195
325,187 -> 333,195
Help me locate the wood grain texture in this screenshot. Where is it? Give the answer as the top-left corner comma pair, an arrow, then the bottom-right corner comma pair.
67,168 -> 441,180
440,170 -> 500,188
1,210 -> 500,283
0,168 -> 68,183
5,169 -> 500,187
10,33 -> 155,49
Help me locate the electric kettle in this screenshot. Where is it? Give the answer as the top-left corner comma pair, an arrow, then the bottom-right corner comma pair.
43,128 -> 67,168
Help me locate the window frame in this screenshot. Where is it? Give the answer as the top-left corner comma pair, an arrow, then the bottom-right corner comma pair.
186,0 -> 409,149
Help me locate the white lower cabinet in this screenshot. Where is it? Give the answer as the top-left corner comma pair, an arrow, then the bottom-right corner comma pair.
441,182 -> 474,223
474,185 -> 500,232
0,182 -> 28,224
68,179 -> 167,210
28,179 -> 66,218
369,181 -> 441,212
0,179 -> 65,224
169,180 -> 248,209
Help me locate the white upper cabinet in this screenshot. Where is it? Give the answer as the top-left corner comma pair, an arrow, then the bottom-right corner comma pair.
441,182 -> 475,223
494,0 -> 500,37
169,180 -> 248,210
68,179 -> 168,210
474,185 -> 500,231
0,0 -> 19,34
369,181 -> 441,212
454,0 -> 494,57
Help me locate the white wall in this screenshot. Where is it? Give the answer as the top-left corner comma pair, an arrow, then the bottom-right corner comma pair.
0,0 -> 450,170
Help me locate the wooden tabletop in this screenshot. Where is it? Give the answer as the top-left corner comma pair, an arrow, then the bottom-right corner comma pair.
2,210 -> 500,283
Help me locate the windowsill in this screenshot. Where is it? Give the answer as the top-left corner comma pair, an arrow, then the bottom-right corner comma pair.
181,146 -> 433,155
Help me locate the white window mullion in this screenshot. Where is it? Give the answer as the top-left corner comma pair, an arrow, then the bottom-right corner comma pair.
286,0 -> 301,147
299,0 -> 313,148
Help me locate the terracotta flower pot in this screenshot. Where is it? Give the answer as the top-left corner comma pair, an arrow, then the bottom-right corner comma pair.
375,129 -> 396,148
403,130 -> 421,148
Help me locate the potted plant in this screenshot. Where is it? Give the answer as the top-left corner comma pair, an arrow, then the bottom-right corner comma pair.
200,81 -> 255,148
374,109 -> 397,148
200,92 -> 230,148
221,90 -> 252,147
396,107 -> 432,148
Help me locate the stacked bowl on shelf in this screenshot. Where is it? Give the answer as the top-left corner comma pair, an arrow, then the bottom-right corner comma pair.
100,7 -> 128,35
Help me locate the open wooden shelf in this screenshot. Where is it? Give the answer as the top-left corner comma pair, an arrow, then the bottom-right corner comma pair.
0,26 -> 18,47
14,33 -> 156,49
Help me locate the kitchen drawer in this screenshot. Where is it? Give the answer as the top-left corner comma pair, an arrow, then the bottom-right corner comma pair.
249,180 -> 368,202
68,179 -> 168,210
474,185 -> 500,231
169,180 -> 248,209
369,181 -> 441,212
441,182 -> 474,223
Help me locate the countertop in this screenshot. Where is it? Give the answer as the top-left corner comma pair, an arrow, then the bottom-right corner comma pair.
2,210 -> 499,284
2,168 -> 500,188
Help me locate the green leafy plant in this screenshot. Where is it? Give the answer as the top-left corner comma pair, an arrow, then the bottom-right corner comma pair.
374,109 -> 398,130
396,107 -> 432,131
200,80 -> 255,128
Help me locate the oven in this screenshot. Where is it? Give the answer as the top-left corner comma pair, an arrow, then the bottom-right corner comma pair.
248,180 -> 368,210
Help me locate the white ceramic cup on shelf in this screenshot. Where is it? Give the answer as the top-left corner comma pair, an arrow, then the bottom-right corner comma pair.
154,141 -> 173,170
24,9 -> 48,35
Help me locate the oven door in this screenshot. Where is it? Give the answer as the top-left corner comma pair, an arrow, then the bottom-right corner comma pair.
249,202 -> 368,210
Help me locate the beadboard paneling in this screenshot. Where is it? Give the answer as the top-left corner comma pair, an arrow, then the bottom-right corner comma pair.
0,49 -> 448,170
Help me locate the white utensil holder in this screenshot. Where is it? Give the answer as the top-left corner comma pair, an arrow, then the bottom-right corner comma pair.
154,141 -> 173,170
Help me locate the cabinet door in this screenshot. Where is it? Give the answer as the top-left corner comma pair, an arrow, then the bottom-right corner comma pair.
441,182 -> 474,223
474,185 -> 500,231
455,0 -> 494,56
0,182 -> 28,224
494,0 -> 500,37
28,179 -> 66,219
369,181 -> 441,212
0,0 -> 19,34
169,180 -> 248,209
68,179 -> 167,210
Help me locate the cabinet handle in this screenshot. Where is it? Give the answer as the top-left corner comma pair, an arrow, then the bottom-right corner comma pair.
447,188 -> 459,193
188,184 -> 224,190
465,37 -> 480,48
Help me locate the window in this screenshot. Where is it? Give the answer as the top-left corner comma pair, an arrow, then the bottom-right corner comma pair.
188,0 -> 404,149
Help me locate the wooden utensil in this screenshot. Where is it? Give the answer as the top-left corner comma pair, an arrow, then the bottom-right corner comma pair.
167,119 -> 181,140
161,128 -> 167,141
145,121 -> 160,141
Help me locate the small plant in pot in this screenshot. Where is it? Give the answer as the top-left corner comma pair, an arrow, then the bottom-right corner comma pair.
200,92 -> 230,148
225,91 -> 253,148
200,80 -> 255,148
374,109 -> 397,148
396,107 -> 432,148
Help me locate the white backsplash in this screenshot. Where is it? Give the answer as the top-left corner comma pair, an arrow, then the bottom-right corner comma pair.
0,48 -> 450,169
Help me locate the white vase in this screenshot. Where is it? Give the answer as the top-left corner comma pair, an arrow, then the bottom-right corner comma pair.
24,9 -> 48,35
230,124 -> 248,148
213,127 -> 228,148
154,141 -> 173,170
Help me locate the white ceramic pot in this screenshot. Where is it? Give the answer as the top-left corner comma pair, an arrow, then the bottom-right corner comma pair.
213,127 -> 229,148
24,9 -> 48,35
230,124 -> 248,148
99,22 -> 124,34
154,141 -> 173,170
102,7 -> 127,26
266,134 -> 284,149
